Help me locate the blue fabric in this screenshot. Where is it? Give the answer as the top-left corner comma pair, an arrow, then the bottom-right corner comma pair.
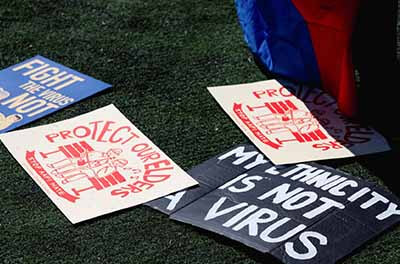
234,0 -> 321,84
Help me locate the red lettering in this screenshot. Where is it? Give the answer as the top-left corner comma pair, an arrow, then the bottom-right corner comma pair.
139,152 -> 161,163
144,160 -> 171,170
312,141 -> 344,151
110,126 -> 131,143
266,89 -> 278,97
133,180 -> 154,190
253,90 -> 266,99
143,173 -> 171,183
60,130 -> 73,140
110,181 -> 154,198
73,126 -> 91,138
131,143 -> 150,152
279,86 -> 293,97
121,131 -> 140,145
45,133 -> 59,143
111,189 -> 130,198
126,184 -> 142,193
97,121 -> 115,142
44,121 -> 141,145
89,120 -> 103,140
251,87 -> 293,98
143,160 -> 173,183
312,143 -> 331,151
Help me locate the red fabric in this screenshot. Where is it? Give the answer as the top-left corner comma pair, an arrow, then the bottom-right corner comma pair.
291,0 -> 361,117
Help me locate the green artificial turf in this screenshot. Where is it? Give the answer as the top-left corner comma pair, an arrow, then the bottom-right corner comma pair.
0,0 -> 399,263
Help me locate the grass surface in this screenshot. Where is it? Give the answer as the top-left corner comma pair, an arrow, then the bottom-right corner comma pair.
0,0 -> 399,263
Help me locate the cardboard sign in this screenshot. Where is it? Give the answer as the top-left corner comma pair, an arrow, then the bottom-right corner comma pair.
146,144 -> 272,214
0,55 -> 111,133
0,105 -> 198,223
207,80 -> 390,165
170,144 -> 400,263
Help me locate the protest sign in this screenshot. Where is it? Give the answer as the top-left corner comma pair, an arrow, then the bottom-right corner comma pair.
146,144 -> 273,214
170,144 -> 400,263
207,80 -> 390,165
0,55 -> 111,133
0,104 -> 198,223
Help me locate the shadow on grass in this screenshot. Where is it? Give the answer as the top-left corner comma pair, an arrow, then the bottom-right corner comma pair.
357,145 -> 400,197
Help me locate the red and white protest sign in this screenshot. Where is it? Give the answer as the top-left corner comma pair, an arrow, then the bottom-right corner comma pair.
0,104 -> 198,223
208,80 -> 390,165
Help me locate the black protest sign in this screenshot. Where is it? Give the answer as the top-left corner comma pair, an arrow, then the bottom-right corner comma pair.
170,156 -> 400,263
145,144 -> 274,214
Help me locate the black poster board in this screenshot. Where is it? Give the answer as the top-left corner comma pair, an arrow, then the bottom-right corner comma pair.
168,145 -> 400,263
146,144 -> 273,214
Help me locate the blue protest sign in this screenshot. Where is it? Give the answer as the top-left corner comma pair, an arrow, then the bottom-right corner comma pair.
0,55 -> 111,133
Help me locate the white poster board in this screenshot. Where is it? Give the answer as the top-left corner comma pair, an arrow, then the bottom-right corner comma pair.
208,79 -> 390,165
0,104 -> 198,223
